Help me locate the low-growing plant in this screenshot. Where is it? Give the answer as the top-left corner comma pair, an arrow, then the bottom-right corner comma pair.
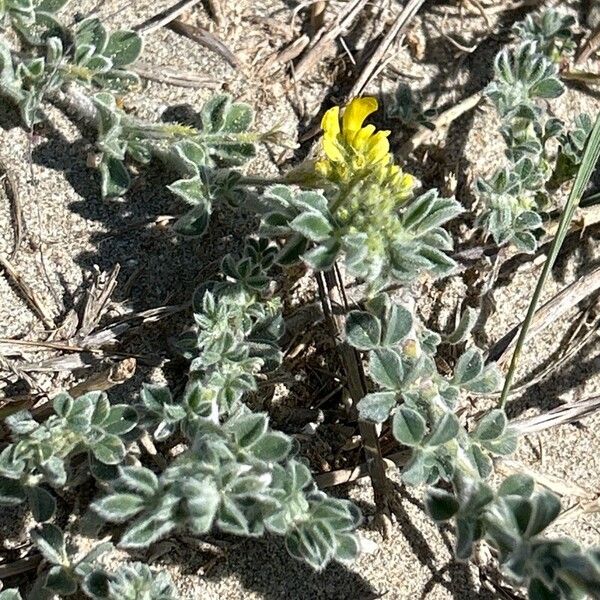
476,10 -> 592,252
1,5 -> 600,600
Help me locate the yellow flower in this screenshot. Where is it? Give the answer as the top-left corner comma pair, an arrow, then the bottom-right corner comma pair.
315,97 -> 415,202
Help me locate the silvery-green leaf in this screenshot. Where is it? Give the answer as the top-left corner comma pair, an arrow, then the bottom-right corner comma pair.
290,212 -> 332,242
401,451 -> 427,485
455,517 -> 477,560
427,413 -> 459,446
99,156 -> 130,197
393,406 -> 426,446
75,16 -> 108,53
5,410 -> 37,435
480,427 -> 518,455
92,493 -> 145,522
223,102 -> 253,132
425,488 -> 459,521
369,348 -> 404,389
231,413 -> 268,448
303,240 -> 339,270
119,518 -> 174,548
334,532 -> 360,563
103,405 -> 137,435
469,444 -> 493,479
173,205 -> 210,236
345,311 -> 381,350
31,523 -> 66,565
0,589 -> 23,600
525,491 -> 561,537
27,485 -> 56,522
119,466 -> 159,497
382,303 -> 412,346
45,566 -> 78,596
216,497 -> 249,535
498,473 -> 534,498
90,433 -> 125,465
104,30 -> 142,67
168,176 -> 209,207
357,392 -> 396,423
275,234 -> 307,266
452,348 -> 483,385
473,409 -> 507,441
251,432 -> 291,462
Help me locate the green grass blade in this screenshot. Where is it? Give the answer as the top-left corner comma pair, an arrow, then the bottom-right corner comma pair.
499,112 -> 600,408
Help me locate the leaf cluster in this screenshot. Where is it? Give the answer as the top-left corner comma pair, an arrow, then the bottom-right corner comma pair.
0,391 -> 137,522
477,11 -> 592,252
347,291 -> 600,599
256,184 -> 462,292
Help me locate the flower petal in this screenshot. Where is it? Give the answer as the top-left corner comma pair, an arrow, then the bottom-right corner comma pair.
342,97 -> 378,139
351,125 -> 376,151
366,130 -> 391,163
321,106 -> 341,137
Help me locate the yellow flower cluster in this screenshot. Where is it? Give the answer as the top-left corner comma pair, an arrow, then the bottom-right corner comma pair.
315,97 -> 415,201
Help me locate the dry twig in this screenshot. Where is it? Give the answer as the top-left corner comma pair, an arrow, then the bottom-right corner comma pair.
294,0 -> 368,80
168,19 -> 240,70
134,0 -> 202,33
348,0 -> 426,97
0,157 -> 24,258
0,254 -> 55,329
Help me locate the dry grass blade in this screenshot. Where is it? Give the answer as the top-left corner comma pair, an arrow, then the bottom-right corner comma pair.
77,265 -> 120,340
513,394 -> 600,435
134,0 -> 202,33
486,264 -> 600,367
133,63 -> 220,88
294,0 -> 368,80
0,156 -> 24,258
499,113 -> 600,408
348,0 -> 426,97
28,358 -> 137,421
168,19 -> 240,70
0,254 -> 55,329
575,22 -> 600,64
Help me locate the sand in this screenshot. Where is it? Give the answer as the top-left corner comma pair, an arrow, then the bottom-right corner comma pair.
1,0 -> 600,598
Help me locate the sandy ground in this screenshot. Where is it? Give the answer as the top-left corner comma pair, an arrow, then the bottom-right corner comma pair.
2,0 -> 600,598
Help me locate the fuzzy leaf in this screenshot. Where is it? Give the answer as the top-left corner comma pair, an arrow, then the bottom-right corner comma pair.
90,433 -> 125,465
45,566 -> 78,595
345,311 -> 381,350
31,523 -> 66,565
473,409 -> 507,441
393,407 -> 426,446
27,486 -> 56,522
251,432 -> 292,462
290,212 -> 332,242
92,493 -> 145,522
369,348 -> 404,389
427,413 -> 459,446
357,392 -> 396,423
104,30 -> 142,67
119,518 -> 174,549
498,474 -> 535,498
425,488 -> 460,521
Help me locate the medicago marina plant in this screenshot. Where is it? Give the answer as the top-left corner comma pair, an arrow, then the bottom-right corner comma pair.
0,4 -> 599,600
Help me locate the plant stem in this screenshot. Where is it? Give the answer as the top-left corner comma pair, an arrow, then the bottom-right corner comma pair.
315,267 -> 392,535
498,113 -> 600,408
